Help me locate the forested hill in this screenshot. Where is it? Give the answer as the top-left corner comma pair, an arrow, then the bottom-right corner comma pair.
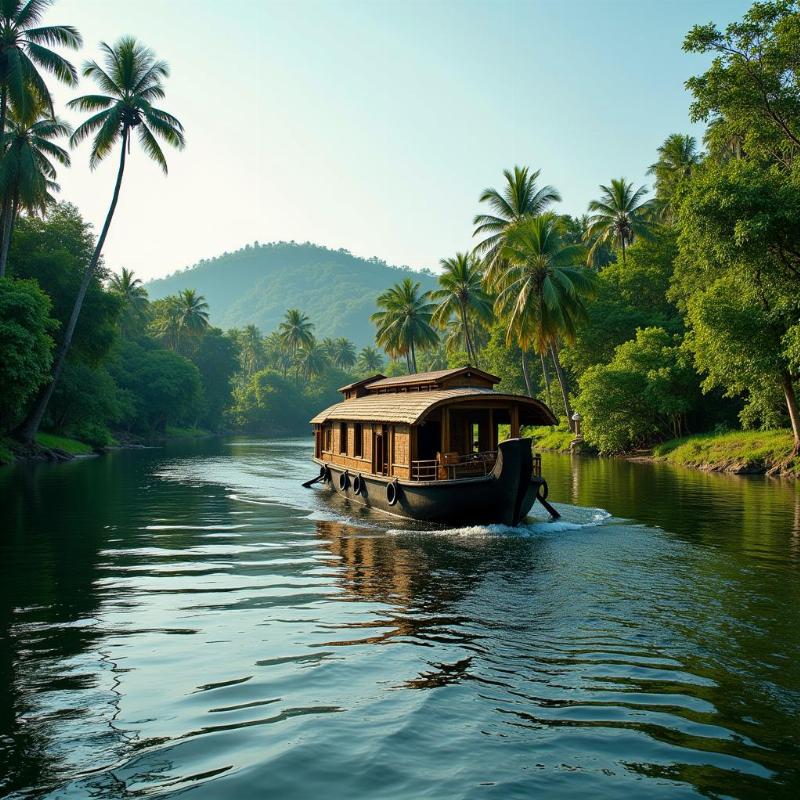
146,242 -> 439,345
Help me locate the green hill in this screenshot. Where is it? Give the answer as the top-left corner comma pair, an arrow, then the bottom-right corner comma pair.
146,241 -> 439,346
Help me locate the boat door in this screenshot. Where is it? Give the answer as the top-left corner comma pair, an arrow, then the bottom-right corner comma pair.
374,425 -> 390,475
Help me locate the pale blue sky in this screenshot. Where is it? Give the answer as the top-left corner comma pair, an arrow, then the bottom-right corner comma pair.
49,0 -> 750,280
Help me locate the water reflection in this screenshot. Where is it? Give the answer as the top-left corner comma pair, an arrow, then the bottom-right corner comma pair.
0,440 -> 799,798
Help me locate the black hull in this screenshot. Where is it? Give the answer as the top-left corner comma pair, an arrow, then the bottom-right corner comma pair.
313,438 -> 542,526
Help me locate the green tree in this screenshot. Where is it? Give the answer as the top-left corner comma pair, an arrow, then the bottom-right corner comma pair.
175,288 -> 209,348
577,327 -> 697,453
297,339 -> 329,379
371,278 -> 438,372
191,327 -> 238,430
0,276 -> 54,431
108,267 -> 148,337
0,0 -> 81,135
17,36 -> 185,443
0,106 -> 70,275
684,0 -> 800,166
473,165 -> 561,282
585,178 -> 653,265
356,346 -> 384,375
234,324 -> 265,377
647,133 -> 700,222
493,214 -> 597,423
430,252 -> 492,365
329,336 -> 356,370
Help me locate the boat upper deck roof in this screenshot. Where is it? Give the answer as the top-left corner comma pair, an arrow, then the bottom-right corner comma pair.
310,387 -> 557,426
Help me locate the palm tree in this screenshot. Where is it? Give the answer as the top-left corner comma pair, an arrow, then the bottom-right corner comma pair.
647,134 -> 700,221
494,214 -> 597,425
297,339 -> 329,380
237,324 -> 265,377
0,0 -> 81,136
371,278 -> 438,373
430,252 -> 492,365
584,178 -> 652,266
16,36 -> 185,443
175,288 -> 209,345
278,308 -> 314,357
109,267 -> 148,336
473,165 -> 561,281
356,346 -> 384,375
330,337 -> 356,371
0,105 -> 70,275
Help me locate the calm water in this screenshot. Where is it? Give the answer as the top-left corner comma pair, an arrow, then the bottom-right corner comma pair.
1,439 -> 799,799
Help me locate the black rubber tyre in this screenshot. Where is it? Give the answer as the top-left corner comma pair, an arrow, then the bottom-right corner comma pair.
386,480 -> 398,506
339,471 -> 349,491
537,479 -> 549,501
352,474 -> 363,495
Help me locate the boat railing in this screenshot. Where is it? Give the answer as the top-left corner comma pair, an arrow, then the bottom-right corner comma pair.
410,450 -> 543,481
411,450 -> 497,481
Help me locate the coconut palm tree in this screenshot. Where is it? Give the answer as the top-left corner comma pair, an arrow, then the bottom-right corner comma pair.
647,134 -> 700,221
16,36 -> 185,443
371,278 -> 438,373
330,337 -> 356,371
175,288 -> 208,343
494,214 -> 597,425
584,178 -> 652,266
356,346 -> 384,375
0,105 -> 70,275
473,165 -> 561,282
297,339 -> 329,380
237,324 -> 265,377
278,308 -> 314,357
109,267 -> 148,336
430,252 -> 492,365
0,0 -> 81,136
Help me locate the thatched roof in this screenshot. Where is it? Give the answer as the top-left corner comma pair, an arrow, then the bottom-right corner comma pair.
310,388 -> 557,426
365,366 -> 500,391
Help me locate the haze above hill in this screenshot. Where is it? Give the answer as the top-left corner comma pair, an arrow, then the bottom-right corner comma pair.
146,242 -> 439,347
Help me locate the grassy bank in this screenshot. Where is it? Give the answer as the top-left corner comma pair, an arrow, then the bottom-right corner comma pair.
653,429 -> 798,476
528,425 -> 577,453
36,432 -> 94,455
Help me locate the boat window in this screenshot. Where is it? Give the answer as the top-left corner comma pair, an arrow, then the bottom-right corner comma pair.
325,425 -> 332,452
339,422 -> 348,454
354,423 -> 363,458
472,422 -> 480,452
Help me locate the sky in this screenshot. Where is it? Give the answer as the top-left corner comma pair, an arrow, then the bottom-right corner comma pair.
47,0 -> 752,281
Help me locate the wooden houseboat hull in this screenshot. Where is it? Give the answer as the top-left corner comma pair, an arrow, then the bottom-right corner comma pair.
313,438 -> 544,526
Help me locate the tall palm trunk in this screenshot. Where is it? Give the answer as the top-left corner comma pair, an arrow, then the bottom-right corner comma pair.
16,130 -> 129,444
549,341 -> 573,428
459,301 -> 475,363
540,352 -> 553,411
410,340 -> 417,373
520,351 -> 533,397
781,371 -> 800,455
0,191 -> 19,277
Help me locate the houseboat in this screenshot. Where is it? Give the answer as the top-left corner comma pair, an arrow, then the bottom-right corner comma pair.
306,366 -> 560,526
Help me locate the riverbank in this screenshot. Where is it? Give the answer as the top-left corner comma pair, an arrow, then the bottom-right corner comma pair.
0,426 -> 216,467
652,429 -> 799,477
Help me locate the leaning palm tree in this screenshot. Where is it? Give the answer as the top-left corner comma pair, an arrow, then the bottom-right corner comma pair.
356,346 -> 384,375
473,165 -> 561,281
0,105 -> 70,275
494,214 -> 597,425
0,0 -> 81,135
109,267 -> 148,336
371,278 -> 438,373
584,178 -> 652,266
430,252 -> 493,365
647,134 -> 700,222
16,36 -> 185,443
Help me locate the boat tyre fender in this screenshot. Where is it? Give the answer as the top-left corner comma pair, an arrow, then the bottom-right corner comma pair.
339,470 -> 349,491
386,479 -> 399,506
352,473 -> 363,495
537,479 -> 549,501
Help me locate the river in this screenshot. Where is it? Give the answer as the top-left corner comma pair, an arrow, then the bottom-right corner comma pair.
1,438 -> 799,798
